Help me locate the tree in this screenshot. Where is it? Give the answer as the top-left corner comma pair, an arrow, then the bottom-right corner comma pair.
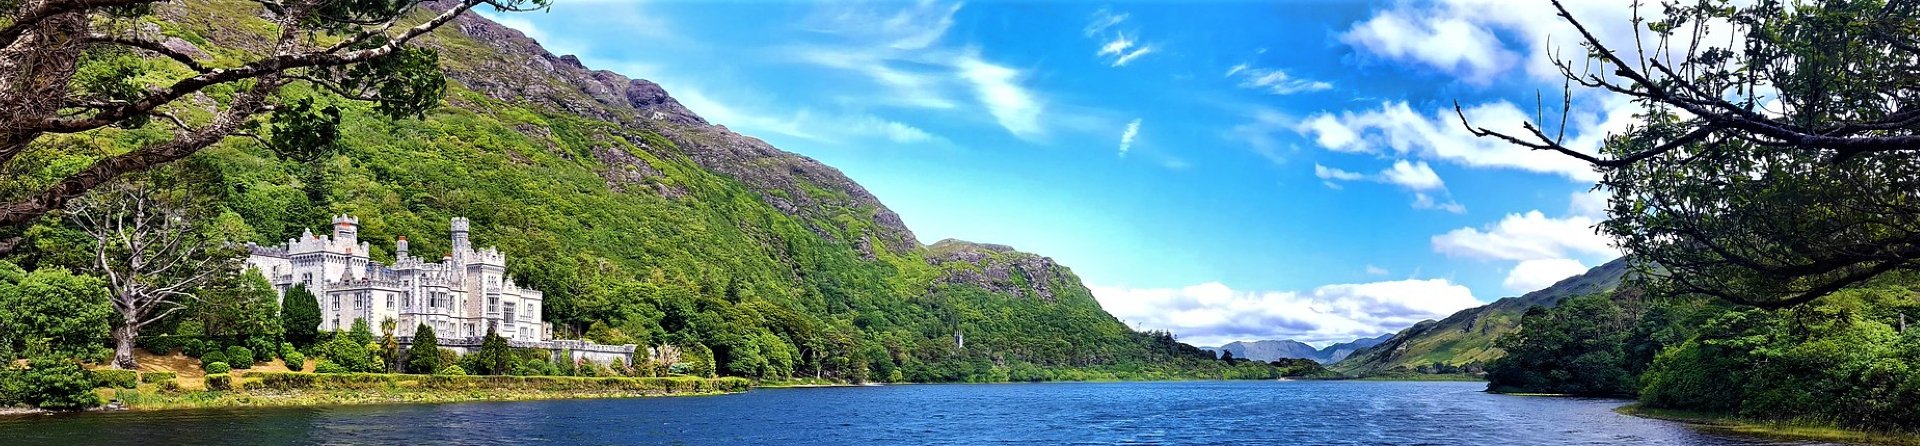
281,285 -> 321,348
0,264 -> 113,360
379,317 -> 399,372
406,323 -> 440,374
1463,0 -> 1920,308
189,270 -> 282,353
67,180 -> 227,369
470,327 -> 511,375
1219,350 -> 1236,365
1485,295 -> 1635,396
0,0 -> 550,235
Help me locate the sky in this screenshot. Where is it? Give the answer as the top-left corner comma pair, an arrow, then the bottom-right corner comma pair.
480,0 -> 1659,347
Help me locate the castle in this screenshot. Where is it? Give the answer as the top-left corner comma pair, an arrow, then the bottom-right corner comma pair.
245,216 -> 633,364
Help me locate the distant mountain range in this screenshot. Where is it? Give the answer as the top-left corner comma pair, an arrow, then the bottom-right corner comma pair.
1203,334 -> 1394,363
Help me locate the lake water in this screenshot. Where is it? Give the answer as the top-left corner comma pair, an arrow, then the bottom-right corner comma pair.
0,380 -> 1848,445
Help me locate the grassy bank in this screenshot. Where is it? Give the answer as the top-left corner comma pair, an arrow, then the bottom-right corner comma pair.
94,372 -> 752,411
1618,405 -> 1920,445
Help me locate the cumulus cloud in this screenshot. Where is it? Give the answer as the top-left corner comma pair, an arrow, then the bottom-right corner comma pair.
1569,189 -> 1610,219
1503,258 -> 1590,292
1118,118 -> 1142,156
1317,160 -> 1463,212
1340,10 -> 1517,84
1432,210 -> 1618,261
1294,100 -> 1613,182
1338,0 -> 1649,85
1091,279 -> 1480,347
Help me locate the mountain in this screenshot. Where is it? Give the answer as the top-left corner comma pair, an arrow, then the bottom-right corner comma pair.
48,1 -> 1224,382
1330,258 -> 1632,376
1204,334 -> 1392,363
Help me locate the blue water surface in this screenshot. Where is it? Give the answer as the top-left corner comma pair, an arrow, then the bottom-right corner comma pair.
0,380 -> 1848,445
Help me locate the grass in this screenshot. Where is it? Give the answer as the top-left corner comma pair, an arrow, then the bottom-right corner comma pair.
1619,404 -> 1920,445
97,373 -> 751,411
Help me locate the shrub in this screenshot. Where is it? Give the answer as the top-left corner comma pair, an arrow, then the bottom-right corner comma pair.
437,365 -> 467,376
314,361 -> 348,374
313,335 -> 377,372
205,374 -> 233,391
280,342 -> 297,359
200,351 -> 227,367
154,379 -> 181,392
204,361 -> 231,374
284,352 -> 307,372
226,346 -> 255,368
88,369 -> 138,389
183,339 -> 212,358
140,371 -> 177,384
4,359 -> 101,410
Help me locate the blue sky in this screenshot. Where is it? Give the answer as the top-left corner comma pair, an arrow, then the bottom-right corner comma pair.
482,0 -> 1647,346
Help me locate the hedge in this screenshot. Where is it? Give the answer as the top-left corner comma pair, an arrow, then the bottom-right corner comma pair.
88,369 -> 138,389
204,362 -> 231,374
141,371 -> 177,384
244,372 -> 752,394
205,374 -> 234,391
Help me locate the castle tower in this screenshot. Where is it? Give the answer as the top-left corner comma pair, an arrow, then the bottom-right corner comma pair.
332,215 -> 359,245
450,217 -> 471,254
395,236 -> 409,260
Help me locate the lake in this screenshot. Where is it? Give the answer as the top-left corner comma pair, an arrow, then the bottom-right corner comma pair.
0,380 -> 1849,445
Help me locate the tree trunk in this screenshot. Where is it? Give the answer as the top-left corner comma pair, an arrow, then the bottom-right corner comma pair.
112,322 -> 139,369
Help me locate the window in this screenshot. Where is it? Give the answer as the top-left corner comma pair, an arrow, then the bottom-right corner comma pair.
503,302 -> 515,324
488,296 -> 498,313
386,294 -> 393,309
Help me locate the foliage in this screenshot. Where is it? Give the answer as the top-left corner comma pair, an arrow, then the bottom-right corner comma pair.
203,362 -> 230,374
314,334 -> 378,373
204,374 -> 233,391
1468,0 -> 1920,308
314,361 -> 348,374
88,369 -> 139,389
1486,295 -> 1637,396
141,371 -> 177,384
0,358 -> 102,410
406,323 -> 441,374
437,365 -> 467,376
0,264 -> 113,360
200,351 -> 227,367
470,329 -> 513,376
284,352 -> 307,372
226,346 -> 254,368
281,285 -> 322,348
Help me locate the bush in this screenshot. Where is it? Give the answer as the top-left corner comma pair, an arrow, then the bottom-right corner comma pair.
205,374 -> 233,391
437,365 -> 467,376
226,346 -> 255,368
314,361 -> 348,374
280,342 -> 297,359
3,359 -> 101,410
284,352 -> 307,372
88,369 -> 138,389
313,335 -> 377,372
203,361 -> 231,374
183,339 -> 212,358
200,351 -> 226,367
141,371 -> 177,384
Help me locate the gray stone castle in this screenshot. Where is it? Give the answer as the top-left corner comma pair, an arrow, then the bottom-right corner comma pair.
245,215 -> 634,364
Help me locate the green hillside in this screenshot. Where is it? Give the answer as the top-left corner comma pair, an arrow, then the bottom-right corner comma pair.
4,1 -> 1240,383
1331,258 -> 1631,376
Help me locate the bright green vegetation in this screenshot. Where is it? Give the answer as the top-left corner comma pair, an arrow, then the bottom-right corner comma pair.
1482,274 -> 1920,434
0,0 -> 1299,413
1620,405 -> 1920,446
1332,259 -> 1629,377
100,373 -> 750,411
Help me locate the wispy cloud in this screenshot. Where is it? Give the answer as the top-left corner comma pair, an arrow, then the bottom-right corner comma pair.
1118,118 -> 1142,156
956,52 -> 1045,139
1227,64 -> 1332,95
1085,7 -> 1156,67
1317,160 -> 1463,213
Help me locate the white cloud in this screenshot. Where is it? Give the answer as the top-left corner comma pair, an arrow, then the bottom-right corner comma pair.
1365,264 -> 1390,276
1432,210 -> 1618,261
1337,0 -> 1652,85
1340,10 -> 1517,84
1228,108 -> 1294,164
1570,189 -> 1610,219
672,86 -> 940,146
1086,7 -> 1157,67
1227,65 -> 1333,95
1118,118 -> 1142,157
1317,160 -> 1462,212
955,52 -> 1045,139
810,0 -> 961,51
1091,278 -> 1480,347
1294,101 -> 1608,182
1503,258 -> 1589,292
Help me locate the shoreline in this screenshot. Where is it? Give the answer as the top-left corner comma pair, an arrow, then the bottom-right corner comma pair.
1616,404 -> 1920,445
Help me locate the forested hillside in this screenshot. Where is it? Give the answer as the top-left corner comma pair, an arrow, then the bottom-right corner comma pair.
0,0 -> 1270,385
1331,258 -> 1630,376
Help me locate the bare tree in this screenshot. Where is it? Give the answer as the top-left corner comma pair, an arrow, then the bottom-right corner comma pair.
68,180 -> 229,369
1461,0 -> 1920,308
0,0 -> 547,233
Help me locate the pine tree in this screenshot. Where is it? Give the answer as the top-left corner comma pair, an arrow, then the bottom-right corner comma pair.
406,323 -> 441,374
281,285 -> 322,348
473,328 -> 512,375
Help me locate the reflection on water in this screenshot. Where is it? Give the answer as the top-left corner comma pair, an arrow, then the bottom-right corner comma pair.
0,381 -> 1855,445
